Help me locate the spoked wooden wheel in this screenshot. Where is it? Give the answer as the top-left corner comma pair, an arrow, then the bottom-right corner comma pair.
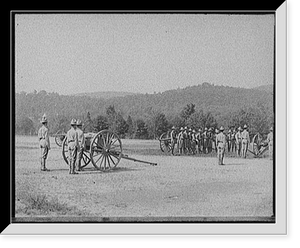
62,138 -> 91,169
159,132 -> 172,153
55,130 -> 65,147
90,130 -> 122,171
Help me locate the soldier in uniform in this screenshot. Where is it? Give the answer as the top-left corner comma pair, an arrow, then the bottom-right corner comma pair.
202,127 -> 208,154
75,119 -> 85,171
183,127 -> 188,154
191,129 -> 197,155
214,128 -> 219,153
170,126 -> 177,155
266,126 -> 273,160
38,114 -> 50,171
66,119 -> 79,174
177,127 -> 184,155
227,129 -> 232,153
235,127 -> 242,157
241,124 -> 250,158
216,126 -> 226,165
196,128 -> 202,153
207,128 -> 213,153
231,128 -> 237,153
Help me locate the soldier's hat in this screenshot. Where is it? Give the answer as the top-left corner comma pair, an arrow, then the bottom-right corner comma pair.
172,126 -> 175,130
192,129 -> 196,133
76,119 -> 83,126
215,128 -> 219,133
238,126 -> 242,131
209,127 -> 212,131
219,126 -> 224,131
270,126 -> 273,131
70,118 -> 77,126
189,128 -> 192,131
180,127 -> 184,131
198,128 -> 202,131
228,129 -> 231,133
184,126 -> 188,130
40,113 -> 47,124
244,124 -> 247,129
204,127 -> 208,131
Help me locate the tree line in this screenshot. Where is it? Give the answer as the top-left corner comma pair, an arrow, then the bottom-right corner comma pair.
15,84 -> 273,138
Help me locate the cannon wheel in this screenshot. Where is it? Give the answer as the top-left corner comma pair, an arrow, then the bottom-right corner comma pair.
54,130 -> 66,147
90,130 -> 122,171
62,137 -> 91,169
159,132 -> 172,153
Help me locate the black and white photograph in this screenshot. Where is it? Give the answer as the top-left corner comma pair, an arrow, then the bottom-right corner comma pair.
6,5 -> 288,236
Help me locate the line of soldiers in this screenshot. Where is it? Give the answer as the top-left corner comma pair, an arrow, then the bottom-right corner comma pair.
169,124 -> 254,159
38,114 -> 85,174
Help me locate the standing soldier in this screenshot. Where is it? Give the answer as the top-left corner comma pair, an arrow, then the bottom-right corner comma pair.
241,124 -> 250,158
216,126 -> 226,165
187,128 -> 193,154
191,129 -> 197,155
214,128 -> 219,153
38,114 -> 50,171
177,127 -> 184,155
76,119 -> 85,171
170,126 -> 177,155
266,126 -> 274,160
207,128 -> 213,154
196,128 -> 202,153
235,126 -> 242,157
231,128 -> 237,153
66,119 -> 79,174
183,127 -> 188,154
227,129 -> 232,153
202,127 -> 208,154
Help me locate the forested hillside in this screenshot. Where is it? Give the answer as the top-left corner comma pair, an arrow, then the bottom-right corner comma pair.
15,83 -> 274,138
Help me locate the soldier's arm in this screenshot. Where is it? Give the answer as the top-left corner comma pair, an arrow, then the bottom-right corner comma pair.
45,129 -> 50,149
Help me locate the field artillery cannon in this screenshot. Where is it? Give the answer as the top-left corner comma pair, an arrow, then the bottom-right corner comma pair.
248,133 -> 269,158
62,130 -> 157,171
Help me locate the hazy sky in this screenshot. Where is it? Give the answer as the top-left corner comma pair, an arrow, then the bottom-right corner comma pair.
15,14 -> 274,95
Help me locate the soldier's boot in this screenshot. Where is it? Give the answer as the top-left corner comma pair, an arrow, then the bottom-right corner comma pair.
41,159 -> 49,171
40,158 -> 45,171
68,161 -> 72,174
71,162 -> 78,174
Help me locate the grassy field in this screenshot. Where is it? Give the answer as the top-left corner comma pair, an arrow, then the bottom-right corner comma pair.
14,135 -> 274,222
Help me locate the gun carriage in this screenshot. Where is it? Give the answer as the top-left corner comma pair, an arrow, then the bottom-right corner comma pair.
62,129 -> 157,171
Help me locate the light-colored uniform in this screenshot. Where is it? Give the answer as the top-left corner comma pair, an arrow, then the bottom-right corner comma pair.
38,125 -> 50,170
76,127 -> 85,170
241,129 -> 250,158
267,131 -> 273,160
170,129 -> 177,155
216,131 -> 226,165
66,127 -> 79,174
177,130 -> 184,155
235,131 -> 242,157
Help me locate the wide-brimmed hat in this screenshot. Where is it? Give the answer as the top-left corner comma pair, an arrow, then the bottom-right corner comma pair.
172,126 -> 175,130
244,124 -> 247,129
204,127 -> 208,131
270,126 -> 273,131
219,126 -> 224,131
180,127 -> 184,131
40,113 -> 47,124
70,118 -> 77,126
228,129 -> 231,133
76,119 -> 83,126
238,126 -> 242,131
